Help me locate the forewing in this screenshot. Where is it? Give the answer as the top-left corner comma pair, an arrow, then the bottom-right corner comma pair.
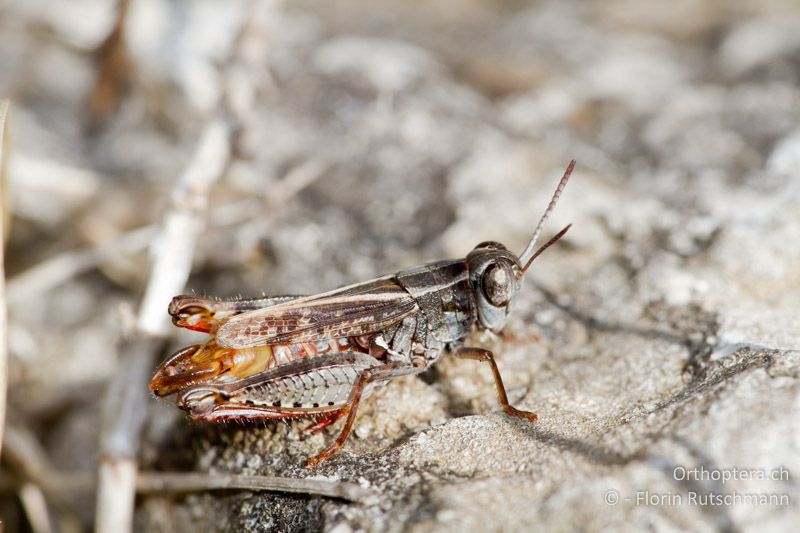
216,276 -> 417,348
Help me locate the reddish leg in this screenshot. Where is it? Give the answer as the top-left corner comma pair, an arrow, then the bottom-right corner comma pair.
302,410 -> 344,436
453,346 -> 538,423
307,364 -> 421,467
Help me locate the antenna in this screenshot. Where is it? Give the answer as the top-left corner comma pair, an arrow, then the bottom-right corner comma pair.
517,160 -> 575,269
522,224 -> 571,273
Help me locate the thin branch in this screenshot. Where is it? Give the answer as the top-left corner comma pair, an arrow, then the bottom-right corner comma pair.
136,119 -> 233,336
94,119 -> 233,533
94,3 -> 280,531
3,421 -> 368,505
3,423 -> 56,487
264,159 -> 328,210
0,99 -> 11,459
7,159 -> 328,303
19,483 -> 54,533
4,422 -> 368,524
6,224 -> 156,303
2,423 -> 87,527
136,472 -> 372,503
1,468 -> 372,505
88,0 -> 132,126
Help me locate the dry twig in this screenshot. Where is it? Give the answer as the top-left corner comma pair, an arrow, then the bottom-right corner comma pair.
6,224 -> 156,303
94,4 -> 282,532
3,422 -> 368,507
19,483 -> 54,533
2,424 -> 86,531
2,468 -> 371,505
137,472 -> 371,502
0,100 -> 11,458
94,117 -> 233,533
88,0 -> 132,125
6,158 -> 328,303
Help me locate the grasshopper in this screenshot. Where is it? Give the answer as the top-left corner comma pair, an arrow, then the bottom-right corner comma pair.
150,161 -> 575,467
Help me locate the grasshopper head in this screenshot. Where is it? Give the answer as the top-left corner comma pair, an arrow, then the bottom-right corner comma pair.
466,161 -> 575,332
467,242 -> 523,331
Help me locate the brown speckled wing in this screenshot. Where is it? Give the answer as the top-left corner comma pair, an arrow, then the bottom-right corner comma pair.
215,276 -> 417,348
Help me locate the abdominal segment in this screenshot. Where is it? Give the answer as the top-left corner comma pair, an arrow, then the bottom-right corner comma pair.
149,335 -> 369,396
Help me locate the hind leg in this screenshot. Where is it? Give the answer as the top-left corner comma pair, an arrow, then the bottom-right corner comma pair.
307,363 -> 421,467
302,410 -> 344,436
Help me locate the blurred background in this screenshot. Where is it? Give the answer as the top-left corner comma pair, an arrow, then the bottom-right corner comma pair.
1,0 -> 799,531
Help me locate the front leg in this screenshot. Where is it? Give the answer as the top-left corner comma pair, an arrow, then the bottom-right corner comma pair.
452,346 -> 538,423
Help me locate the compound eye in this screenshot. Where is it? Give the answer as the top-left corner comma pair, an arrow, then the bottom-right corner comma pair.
481,263 -> 514,307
